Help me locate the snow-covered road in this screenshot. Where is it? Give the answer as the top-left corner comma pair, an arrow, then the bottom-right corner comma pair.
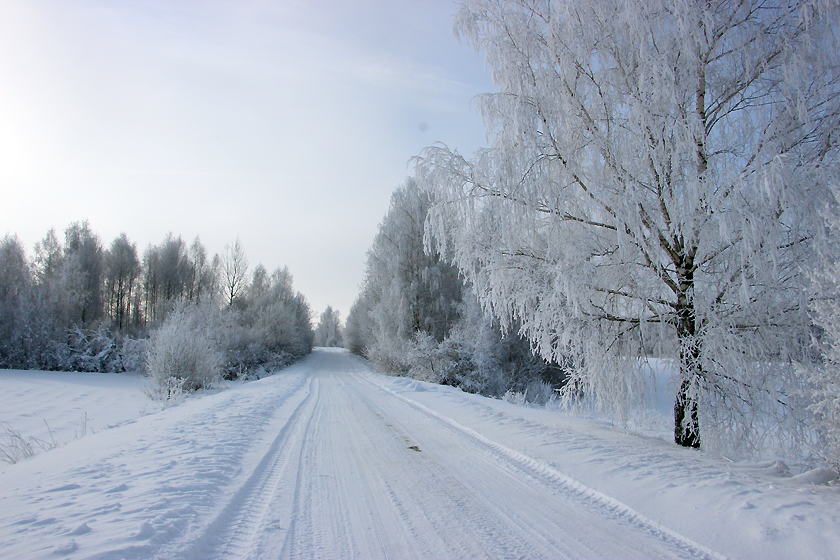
192,350 -> 712,559
2,349 -> 838,559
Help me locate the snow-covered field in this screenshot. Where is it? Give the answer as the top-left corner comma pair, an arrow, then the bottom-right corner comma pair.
0,370 -> 151,450
1,349 -> 838,559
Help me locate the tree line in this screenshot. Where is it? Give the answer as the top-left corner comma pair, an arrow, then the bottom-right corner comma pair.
0,222 -> 314,379
351,0 -> 840,466
346,179 -> 567,404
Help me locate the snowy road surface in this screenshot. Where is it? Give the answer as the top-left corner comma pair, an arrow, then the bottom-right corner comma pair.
2,349 -> 838,559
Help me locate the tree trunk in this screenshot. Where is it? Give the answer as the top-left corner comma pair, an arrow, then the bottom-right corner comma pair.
674,263 -> 701,448
674,367 -> 701,448
674,39 -> 706,450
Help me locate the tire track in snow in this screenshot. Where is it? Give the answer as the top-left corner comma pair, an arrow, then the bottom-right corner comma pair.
345,374 -> 591,559
176,374 -> 318,560
272,355 -> 536,559
276,360 -> 436,558
328,371 -> 513,559
277,377 -> 333,559
362,373 -> 729,560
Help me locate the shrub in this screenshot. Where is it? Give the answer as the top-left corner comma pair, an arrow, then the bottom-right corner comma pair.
145,301 -> 223,394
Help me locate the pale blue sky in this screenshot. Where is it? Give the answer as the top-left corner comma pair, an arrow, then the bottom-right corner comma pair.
0,0 -> 494,319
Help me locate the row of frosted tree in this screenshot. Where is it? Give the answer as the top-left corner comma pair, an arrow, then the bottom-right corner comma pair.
0,222 -> 314,379
351,0 -> 840,466
346,179 -> 567,403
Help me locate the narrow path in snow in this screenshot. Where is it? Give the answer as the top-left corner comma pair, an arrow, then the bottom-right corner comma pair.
182,349 -> 721,559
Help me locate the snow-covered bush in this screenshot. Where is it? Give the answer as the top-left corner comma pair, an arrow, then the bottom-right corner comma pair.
367,336 -> 415,377
54,325 -> 145,373
502,389 -> 527,406
523,379 -> 555,406
118,335 -> 146,372
145,300 -> 224,394
405,331 -> 453,385
502,379 -> 555,407
141,375 -> 187,408
406,321 -> 504,395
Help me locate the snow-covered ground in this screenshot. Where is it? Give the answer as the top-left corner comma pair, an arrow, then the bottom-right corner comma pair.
1,349 -> 838,559
0,370 -> 151,449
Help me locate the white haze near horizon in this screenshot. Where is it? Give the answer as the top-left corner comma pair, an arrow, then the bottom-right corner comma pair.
0,0 -> 495,320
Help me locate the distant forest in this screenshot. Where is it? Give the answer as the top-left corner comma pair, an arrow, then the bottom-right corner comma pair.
0,222 -> 315,384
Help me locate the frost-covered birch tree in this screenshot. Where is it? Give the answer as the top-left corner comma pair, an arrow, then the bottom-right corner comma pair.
419,0 -> 840,450
222,237 -> 249,308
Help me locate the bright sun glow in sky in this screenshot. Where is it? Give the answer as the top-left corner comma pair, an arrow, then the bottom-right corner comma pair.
0,0 -> 495,319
